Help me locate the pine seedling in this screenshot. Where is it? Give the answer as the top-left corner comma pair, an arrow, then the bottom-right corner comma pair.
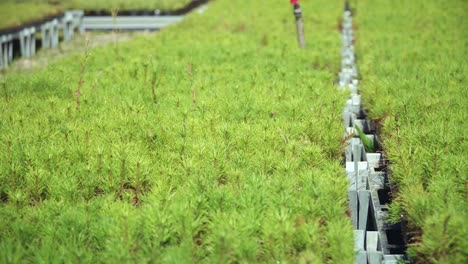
143,63 -> 148,87
132,161 -> 141,207
187,63 -> 197,108
75,39 -> 91,110
151,71 -> 158,104
85,130 -> 90,147
6,138 -> 11,166
354,125 -> 375,152
1,80 -> 8,102
111,8 -> 120,61
26,167 -> 46,206
97,149 -> 103,176
118,157 -> 126,200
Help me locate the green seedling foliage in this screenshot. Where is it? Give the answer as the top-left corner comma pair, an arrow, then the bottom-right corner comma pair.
354,124 -> 375,153
0,1 -> 62,30
357,0 -> 467,262
0,0 -> 353,262
0,0 -> 192,30
52,0 -> 193,11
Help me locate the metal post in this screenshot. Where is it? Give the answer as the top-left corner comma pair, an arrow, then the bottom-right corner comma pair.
19,29 -> 28,58
41,22 -> 50,49
0,37 -> 4,69
51,19 -> 59,48
71,10 -> 85,34
62,13 -> 74,41
7,35 -> 12,63
30,28 -> 36,56
292,2 -> 305,48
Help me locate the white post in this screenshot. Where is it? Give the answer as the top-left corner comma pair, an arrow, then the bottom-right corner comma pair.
51,19 -> 59,48
0,37 -> 4,69
7,35 -> 12,63
30,28 -> 36,56
41,22 -> 50,49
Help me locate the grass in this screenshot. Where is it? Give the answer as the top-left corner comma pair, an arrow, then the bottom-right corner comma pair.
0,0 -> 354,262
356,0 -> 468,262
0,0 -> 193,30
49,0 -> 194,11
0,2 -> 62,30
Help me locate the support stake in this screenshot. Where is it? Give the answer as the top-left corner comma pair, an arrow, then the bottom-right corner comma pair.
290,0 -> 305,48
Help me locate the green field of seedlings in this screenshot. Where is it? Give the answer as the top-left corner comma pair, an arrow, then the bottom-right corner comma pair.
42,0 -> 193,11
0,2 -> 62,29
0,0 -> 192,29
357,0 -> 467,262
0,0 -> 355,262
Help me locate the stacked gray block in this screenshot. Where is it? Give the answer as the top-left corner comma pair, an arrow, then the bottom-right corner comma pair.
19,27 -> 36,58
338,8 -> 406,264
70,10 -> 85,33
367,231 -> 383,263
0,34 -> 13,69
62,12 -> 74,41
41,19 -> 59,49
355,230 -> 367,263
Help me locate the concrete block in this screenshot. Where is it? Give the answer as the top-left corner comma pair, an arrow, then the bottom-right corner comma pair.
355,230 -> 365,250
343,111 -> 352,128
51,19 -> 59,48
346,97 -> 360,114
350,140 -> 366,162
342,45 -> 355,56
62,13 -> 74,41
379,230 -> 392,254
368,172 -> 385,189
369,190 -> 389,233
349,82 -> 358,95
384,254 -> 404,260
359,191 -> 370,230
367,153 -> 382,169
383,254 -> 404,264
357,251 -> 368,264
70,10 -> 85,33
368,251 -> 383,264
344,140 -> 352,161
355,230 -> 367,264
0,35 -> 11,69
40,20 -> 59,49
346,161 -> 368,174
340,71 -> 351,87
41,22 -> 51,48
347,172 -> 368,191
353,142 -> 362,165
0,38 -> 3,69
349,190 -> 358,229
366,231 -> 380,251
7,36 -> 13,63
366,231 -> 384,263
19,27 -> 36,58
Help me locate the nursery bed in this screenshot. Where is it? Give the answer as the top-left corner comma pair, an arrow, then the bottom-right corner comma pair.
0,0 -> 354,262
356,0 -> 467,262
